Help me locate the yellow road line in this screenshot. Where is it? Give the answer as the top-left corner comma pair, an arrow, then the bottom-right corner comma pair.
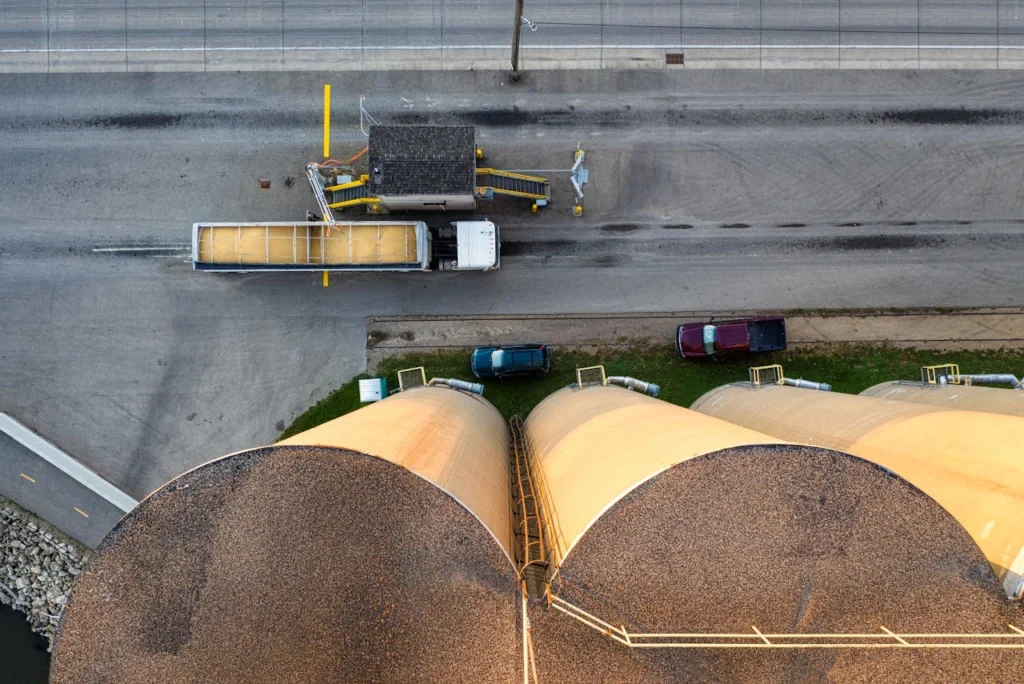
73,507 -> 89,518
19,473 -> 36,483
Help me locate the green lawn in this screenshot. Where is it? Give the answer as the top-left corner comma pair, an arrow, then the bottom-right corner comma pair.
280,345 -> 1024,439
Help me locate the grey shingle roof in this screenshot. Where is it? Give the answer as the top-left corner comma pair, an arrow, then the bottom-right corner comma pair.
367,125 -> 476,196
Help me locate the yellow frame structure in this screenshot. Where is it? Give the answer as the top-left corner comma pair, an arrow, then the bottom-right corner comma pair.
922,363 -> 961,385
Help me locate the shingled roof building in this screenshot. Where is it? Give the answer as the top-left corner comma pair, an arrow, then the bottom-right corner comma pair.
367,125 -> 478,211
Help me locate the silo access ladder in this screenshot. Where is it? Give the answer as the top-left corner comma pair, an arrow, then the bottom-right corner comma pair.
476,169 -> 550,201
509,416 -> 550,600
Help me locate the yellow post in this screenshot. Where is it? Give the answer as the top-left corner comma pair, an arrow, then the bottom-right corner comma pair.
323,84 -> 331,159
322,271 -> 329,288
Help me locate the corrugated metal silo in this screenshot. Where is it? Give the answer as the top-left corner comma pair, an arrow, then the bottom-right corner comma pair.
523,384 -> 1022,683
861,380 -> 1024,418
52,386 -> 519,684
691,383 -> 1024,600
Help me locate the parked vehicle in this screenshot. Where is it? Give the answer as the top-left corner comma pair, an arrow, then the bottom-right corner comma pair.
471,344 -> 552,378
676,317 -> 787,359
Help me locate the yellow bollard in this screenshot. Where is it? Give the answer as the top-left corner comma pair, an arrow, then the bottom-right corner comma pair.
573,204 -> 583,217
323,84 -> 331,159
476,147 -> 484,160
531,203 -> 538,213
322,271 -> 329,288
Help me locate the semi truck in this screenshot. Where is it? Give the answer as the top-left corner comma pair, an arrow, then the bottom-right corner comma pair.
192,220 -> 499,273
676,316 -> 787,359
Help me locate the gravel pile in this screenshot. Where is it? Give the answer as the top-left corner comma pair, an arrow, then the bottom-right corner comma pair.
530,444 -> 1024,682
1,498 -> 88,648
52,445 -> 520,683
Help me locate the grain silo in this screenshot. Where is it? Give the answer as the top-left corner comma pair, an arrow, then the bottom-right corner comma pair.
523,383 -> 1024,683
51,384 -> 520,683
861,381 -> 1024,417
691,382 -> 1024,601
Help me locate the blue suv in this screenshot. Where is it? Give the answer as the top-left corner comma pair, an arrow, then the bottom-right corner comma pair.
471,344 -> 552,379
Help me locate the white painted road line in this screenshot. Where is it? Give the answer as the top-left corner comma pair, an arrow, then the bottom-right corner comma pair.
2,44 -> 1023,55
91,246 -> 187,252
0,413 -> 138,513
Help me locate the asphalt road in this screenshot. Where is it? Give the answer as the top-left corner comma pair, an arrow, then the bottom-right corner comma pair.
3,0 -> 1023,52
3,70 -> 1024,501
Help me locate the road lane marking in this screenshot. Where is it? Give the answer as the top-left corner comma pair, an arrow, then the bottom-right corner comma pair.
0,413 -> 139,513
73,507 -> 89,518
2,44 -> 1023,54
19,473 -> 36,483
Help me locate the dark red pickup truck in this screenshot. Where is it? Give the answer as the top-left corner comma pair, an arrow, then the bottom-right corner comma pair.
676,316 -> 787,359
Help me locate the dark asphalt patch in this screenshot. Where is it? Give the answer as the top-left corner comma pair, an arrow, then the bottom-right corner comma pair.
663,224 -> 693,230
600,223 -> 640,233
808,235 -> 945,251
83,113 -> 184,129
720,223 -> 751,229
501,239 -> 574,257
593,254 -> 625,267
873,108 -> 1020,126
777,223 -> 807,228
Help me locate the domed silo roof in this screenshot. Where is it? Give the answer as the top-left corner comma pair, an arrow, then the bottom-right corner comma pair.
51,386 -> 519,684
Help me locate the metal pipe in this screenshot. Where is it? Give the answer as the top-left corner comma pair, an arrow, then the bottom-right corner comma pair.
782,377 -> 832,391
961,374 -> 1024,389
429,377 -> 485,396
606,376 -> 660,397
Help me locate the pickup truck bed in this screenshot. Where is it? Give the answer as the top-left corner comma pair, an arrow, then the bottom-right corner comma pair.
748,319 -> 787,352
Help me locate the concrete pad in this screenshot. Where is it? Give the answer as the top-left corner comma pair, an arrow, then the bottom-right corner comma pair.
760,47 -> 840,69
919,48 -> 999,70
600,48 -> 666,70
361,48 -> 442,70
283,49 -> 362,72
442,48 -> 507,71
126,49 -> 206,73
0,52 -> 48,73
48,51 -> 127,73
681,48 -> 760,69
204,49 -> 283,72
839,48 -> 919,70
520,48 -> 601,71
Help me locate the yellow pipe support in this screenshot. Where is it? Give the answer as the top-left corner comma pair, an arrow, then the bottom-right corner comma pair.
475,168 -> 549,183
322,271 -> 329,288
476,186 -> 548,200
323,84 -> 331,159
325,178 -> 368,192
327,195 -> 383,209
861,381 -> 1024,418
691,383 -> 1024,598
523,385 -> 784,567
278,386 -> 514,561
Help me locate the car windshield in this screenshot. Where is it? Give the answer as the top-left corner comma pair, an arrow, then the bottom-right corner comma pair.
491,350 -> 506,369
702,325 -> 717,355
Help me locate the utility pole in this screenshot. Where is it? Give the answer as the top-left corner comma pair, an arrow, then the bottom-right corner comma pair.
510,0 -> 524,81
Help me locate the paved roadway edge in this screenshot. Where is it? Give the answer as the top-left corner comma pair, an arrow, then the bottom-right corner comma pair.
4,45 -> 1024,73
0,413 -> 138,513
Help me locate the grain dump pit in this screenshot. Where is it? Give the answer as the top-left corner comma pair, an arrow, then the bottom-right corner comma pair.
523,385 -> 1024,683
51,387 -> 520,684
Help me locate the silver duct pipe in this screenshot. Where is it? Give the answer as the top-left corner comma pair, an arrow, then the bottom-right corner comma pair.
606,376 -> 660,397
428,378 -> 486,396
959,374 -> 1024,389
781,377 -> 832,392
